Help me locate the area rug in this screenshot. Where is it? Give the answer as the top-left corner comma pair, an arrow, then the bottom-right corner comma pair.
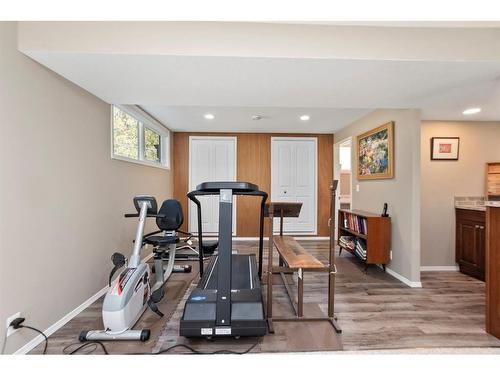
152,276 -> 343,354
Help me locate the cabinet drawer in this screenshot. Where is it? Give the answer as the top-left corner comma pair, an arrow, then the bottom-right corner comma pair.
455,208 -> 486,223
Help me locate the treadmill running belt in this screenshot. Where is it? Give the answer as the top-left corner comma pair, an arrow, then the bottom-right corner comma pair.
205,254 -> 253,290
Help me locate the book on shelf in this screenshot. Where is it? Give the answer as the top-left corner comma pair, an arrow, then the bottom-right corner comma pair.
339,235 -> 355,250
341,212 -> 368,235
339,235 -> 368,260
355,238 -> 367,260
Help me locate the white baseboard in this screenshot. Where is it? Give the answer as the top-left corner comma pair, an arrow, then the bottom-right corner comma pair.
13,253 -> 154,355
293,236 -> 329,241
233,236 -> 329,241
420,265 -> 459,272
385,267 -> 422,288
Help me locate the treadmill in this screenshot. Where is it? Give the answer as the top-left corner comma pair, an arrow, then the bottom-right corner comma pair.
180,181 -> 268,337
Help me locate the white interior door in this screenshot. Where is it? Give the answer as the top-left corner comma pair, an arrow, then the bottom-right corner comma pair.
271,137 -> 317,234
189,136 -> 237,235
334,137 -> 352,240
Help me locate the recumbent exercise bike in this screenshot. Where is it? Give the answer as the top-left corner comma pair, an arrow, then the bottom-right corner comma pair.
80,196 -> 198,342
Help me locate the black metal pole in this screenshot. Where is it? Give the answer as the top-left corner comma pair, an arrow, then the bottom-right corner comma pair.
216,189 -> 233,327
188,193 -> 204,278
258,192 -> 267,279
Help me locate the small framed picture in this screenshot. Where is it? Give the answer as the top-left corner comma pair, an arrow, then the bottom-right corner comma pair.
431,137 -> 460,160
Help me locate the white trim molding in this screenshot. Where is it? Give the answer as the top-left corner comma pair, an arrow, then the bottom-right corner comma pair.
420,265 -> 459,272
232,236 -> 329,241
14,253 -> 154,355
386,267 -> 422,288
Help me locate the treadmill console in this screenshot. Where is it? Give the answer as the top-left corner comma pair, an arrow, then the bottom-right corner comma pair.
195,181 -> 259,193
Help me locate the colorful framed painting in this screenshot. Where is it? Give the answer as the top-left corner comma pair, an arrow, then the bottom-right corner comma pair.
356,121 -> 394,180
430,137 -> 460,160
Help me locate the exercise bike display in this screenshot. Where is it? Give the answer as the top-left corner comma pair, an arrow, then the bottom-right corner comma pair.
79,196 -> 188,342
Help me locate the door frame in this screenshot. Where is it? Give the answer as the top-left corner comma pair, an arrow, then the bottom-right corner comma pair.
333,136 -> 353,240
270,136 -> 318,235
188,135 -> 238,235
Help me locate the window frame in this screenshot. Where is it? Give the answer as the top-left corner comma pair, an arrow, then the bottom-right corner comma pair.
111,105 -> 170,170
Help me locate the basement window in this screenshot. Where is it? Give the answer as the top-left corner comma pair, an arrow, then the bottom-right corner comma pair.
112,105 -> 170,169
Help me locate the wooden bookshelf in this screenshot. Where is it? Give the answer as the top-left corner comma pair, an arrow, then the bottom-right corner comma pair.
337,209 -> 391,271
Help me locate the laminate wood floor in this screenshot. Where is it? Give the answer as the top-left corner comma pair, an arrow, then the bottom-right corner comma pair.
30,240 -> 500,354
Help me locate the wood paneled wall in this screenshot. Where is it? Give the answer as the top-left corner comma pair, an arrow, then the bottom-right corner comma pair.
172,132 -> 333,236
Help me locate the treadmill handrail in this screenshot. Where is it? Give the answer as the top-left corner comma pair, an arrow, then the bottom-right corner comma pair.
193,181 -> 259,193
187,189 -> 267,199
187,185 -> 268,279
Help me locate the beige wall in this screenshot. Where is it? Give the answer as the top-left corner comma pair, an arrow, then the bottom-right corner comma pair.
18,22 -> 500,61
421,121 -> 500,267
0,22 -> 173,353
335,109 -> 421,284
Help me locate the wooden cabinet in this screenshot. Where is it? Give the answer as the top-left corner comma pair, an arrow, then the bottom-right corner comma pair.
486,206 -> 500,339
456,208 -> 486,281
486,162 -> 500,199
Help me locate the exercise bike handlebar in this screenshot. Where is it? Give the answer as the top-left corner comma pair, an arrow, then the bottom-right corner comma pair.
124,213 -> 167,218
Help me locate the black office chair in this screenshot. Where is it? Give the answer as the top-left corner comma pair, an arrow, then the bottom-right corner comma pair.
143,199 -> 218,257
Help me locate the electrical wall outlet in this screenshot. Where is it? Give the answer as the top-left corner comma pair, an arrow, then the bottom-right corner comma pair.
6,312 -> 21,337
390,251 -> 393,260
356,184 -> 360,192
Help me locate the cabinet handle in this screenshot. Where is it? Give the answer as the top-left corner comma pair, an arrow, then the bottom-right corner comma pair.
475,225 -> 479,228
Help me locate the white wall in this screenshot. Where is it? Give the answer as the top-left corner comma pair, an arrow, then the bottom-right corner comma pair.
0,22 -> 173,353
334,109 -> 421,285
421,121 -> 500,267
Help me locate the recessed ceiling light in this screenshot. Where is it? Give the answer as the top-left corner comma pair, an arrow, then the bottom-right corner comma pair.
300,115 -> 310,121
462,107 -> 481,115
204,113 -> 215,120
252,115 -> 262,121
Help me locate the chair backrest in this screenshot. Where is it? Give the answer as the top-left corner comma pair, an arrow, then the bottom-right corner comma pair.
156,199 -> 184,231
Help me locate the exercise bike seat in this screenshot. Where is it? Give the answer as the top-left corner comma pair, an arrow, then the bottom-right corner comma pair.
143,199 -> 184,248
144,235 -> 178,246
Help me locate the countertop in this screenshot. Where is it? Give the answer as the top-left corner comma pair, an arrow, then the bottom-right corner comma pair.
486,201 -> 500,208
455,196 -> 486,212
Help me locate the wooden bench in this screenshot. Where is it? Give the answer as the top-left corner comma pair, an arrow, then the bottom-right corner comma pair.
273,235 -> 324,270
265,199 -> 342,334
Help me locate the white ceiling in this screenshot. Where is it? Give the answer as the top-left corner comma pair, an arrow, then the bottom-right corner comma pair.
18,22 -> 500,133
140,106 -> 371,133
